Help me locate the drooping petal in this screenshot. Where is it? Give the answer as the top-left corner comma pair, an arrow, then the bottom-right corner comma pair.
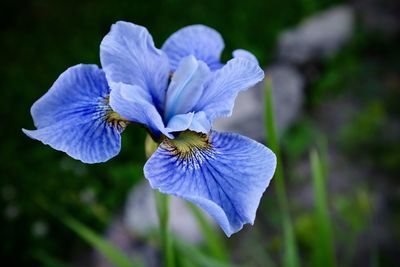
144,131 -> 276,236
165,56 -> 211,121
233,49 -> 259,64
109,82 -> 171,138
100,21 -> 170,111
23,64 -> 121,163
162,25 -> 224,71
194,57 -> 264,123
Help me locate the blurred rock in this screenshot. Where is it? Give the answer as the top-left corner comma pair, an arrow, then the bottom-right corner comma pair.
278,5 -> 354,64
31,220 -> 48,238
213,64 -> 304,141
213,81 -> 265,141
91,216 -> 159,267
91,182 -> 215,267
353,0 -> 400,36
4,204 -> 19,220
123,182 -> 213,244
269,64 -> 305,133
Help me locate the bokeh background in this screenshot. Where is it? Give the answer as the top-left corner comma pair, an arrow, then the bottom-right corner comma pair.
1,0 -> 399,266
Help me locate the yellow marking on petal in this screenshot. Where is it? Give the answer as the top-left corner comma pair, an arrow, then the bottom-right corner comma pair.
106,111 -> 129,132
103,95 -> 129,132
162,130 -> 212,159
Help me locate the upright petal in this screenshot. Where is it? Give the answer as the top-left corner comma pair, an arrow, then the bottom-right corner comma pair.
144,131 -> 276,236
233,49 -> 259,64
162,25 -> 224,71
194,57 -> 264,123
23,64 -> 122,163
165,113 -> 194,133
189,111 -> 211,134
165,112 -> 211,134
109,82 -> 171,139
100,21 -> 170,111
165,56 -> 211,121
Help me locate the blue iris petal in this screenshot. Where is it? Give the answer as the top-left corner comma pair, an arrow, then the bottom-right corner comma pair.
165,112 -> 211,134
194,57 -> 265,123
165,112 -> 194,133
232,49 -> 259,64
189,111 -> 211,133
109,82 -> 172,139
100,21 -> 170,112
22,64 -> 121,164
144,131 -> 276,236
165,55 -> 211,121
162,25 -> 224,71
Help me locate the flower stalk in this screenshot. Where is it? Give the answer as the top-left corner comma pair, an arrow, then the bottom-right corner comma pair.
145,135 -> 175,267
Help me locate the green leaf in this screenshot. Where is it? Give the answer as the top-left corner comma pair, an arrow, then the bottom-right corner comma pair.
42,204 -> 144,267
63,214 -> 144,267
310,149 -> 336,267
265,77 -> 300,267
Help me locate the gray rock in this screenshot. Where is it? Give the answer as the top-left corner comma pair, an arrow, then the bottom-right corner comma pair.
213,64 -> 304,141
123,182 -> 214,244
353,0 -> 400,36
278,5 -> 354,64
269,64 -> 305,133
213,81 -> 266,141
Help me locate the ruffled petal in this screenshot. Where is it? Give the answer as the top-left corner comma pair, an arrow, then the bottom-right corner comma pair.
144,131 -> 276,236
232,49 -> 259,64
165,55 -> 211,120
194,57 -> 264,123
109,82 -> 171,138
100,21 -> 170,111
23,64 -> 121,163
162,25 -> 224,71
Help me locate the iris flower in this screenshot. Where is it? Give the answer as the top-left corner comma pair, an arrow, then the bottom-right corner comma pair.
23,22 -> 276,236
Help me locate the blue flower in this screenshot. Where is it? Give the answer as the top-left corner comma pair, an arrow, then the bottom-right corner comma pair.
23,21 -> 277,236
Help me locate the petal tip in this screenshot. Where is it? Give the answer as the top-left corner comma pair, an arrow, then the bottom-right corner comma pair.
22,128 -> 33,138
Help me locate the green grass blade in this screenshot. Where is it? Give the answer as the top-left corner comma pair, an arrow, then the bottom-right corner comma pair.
310,149 -> 336,267
265,76 -> 300,267
187,202 -> 229,261
62,214 -> 144,267
33,250 -> 71,267
175,239 -> 242,267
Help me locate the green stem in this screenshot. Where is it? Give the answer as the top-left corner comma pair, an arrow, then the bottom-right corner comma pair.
265,77 -> 300,267
155,191 -> 175,267
145,135 -> 175,267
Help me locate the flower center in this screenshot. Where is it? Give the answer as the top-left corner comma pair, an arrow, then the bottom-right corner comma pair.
103,96 -> 129,132
106,111 -> 129,132
162,131 -> 212,159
